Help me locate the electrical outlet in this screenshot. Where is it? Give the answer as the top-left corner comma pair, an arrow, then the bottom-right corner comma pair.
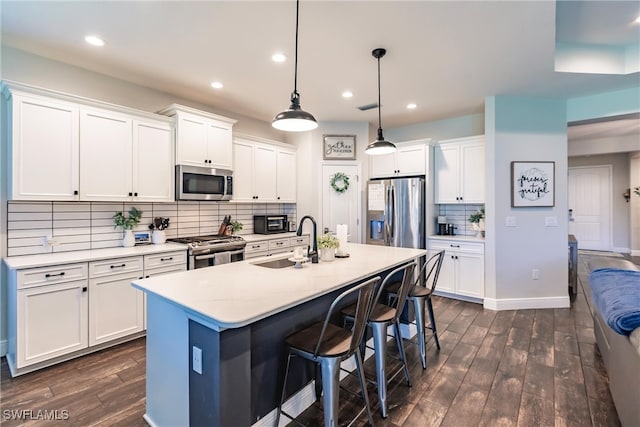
192,346 -> 203,374
531,269 -> 540,280
506,216 -> 516,227
43,235 -> 59,247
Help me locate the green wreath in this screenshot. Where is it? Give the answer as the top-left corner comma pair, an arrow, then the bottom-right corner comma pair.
330,172 -> 350,194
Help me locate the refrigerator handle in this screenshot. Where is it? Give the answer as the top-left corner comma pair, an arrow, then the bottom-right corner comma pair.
389,185 -> 395,242
384,184 -> 392,245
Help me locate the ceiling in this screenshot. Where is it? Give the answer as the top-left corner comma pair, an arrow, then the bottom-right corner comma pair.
1,1 -> 639,130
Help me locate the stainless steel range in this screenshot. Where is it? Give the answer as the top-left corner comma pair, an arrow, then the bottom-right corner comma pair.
168,234 -> 246,270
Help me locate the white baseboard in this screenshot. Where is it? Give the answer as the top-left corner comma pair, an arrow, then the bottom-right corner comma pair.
483,296 -> 570,311
612,246 -> 630,254
0,339 -> 7,357
631,249 -> 640,256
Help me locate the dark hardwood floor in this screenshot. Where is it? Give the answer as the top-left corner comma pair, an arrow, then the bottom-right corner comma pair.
0,252 -> 624,426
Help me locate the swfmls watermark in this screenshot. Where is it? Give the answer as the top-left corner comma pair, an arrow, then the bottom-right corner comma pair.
2,409 -> 69,421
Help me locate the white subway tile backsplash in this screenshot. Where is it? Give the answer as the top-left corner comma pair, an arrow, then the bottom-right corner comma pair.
437,203 -> 484,236
6,201 -> 297,256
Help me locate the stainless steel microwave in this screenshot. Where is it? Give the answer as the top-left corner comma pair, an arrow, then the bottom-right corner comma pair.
176,165 -> 233,201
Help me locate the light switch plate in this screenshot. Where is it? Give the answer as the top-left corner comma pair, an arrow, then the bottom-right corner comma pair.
506,216 -> 516,227
192,346 -> 203,374
545,216 -> 558,227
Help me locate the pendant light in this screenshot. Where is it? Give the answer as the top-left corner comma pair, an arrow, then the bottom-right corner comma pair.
272,0 -> 318,132
365,48 -> 396,155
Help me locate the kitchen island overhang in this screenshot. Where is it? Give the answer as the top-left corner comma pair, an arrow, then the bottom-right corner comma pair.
133,243 -> 426,426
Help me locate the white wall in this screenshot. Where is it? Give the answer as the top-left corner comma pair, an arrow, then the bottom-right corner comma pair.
568,134 -> 640,156
287,122 -> 370,243
386,113 -> 484,142
0,46 -> 283,140
568,153 -> 631,252
484,96 -> 569,310
631,152 -> 640,256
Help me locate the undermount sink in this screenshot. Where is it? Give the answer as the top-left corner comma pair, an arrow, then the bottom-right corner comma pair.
252,258 -> 296,269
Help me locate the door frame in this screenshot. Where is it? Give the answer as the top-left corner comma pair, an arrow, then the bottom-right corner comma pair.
318,161 -> 362,243
568,165 -> 613,251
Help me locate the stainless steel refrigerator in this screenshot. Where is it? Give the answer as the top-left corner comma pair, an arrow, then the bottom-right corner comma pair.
366,177 -> 425,249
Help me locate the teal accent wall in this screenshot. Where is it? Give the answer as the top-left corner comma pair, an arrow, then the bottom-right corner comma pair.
567,86 -> 640,122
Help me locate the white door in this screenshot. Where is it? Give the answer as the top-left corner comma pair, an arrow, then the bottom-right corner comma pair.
434,143 -> 460,203
133,120 -> 174,202
568,166 -> 611,250
206,122 -> 232,169
321,164 -> 361,243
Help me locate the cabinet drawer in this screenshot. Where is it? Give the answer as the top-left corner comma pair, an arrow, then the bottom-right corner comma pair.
269,238 -> 290,251
144,265 -> 186,278
428,240 -> 484,254
245,241 -> 269,254
245,250 -> 268,260
144,251 -> 187,270
290,235 -> 309,247
89,256 -> 143,277
17,263 -> 88,289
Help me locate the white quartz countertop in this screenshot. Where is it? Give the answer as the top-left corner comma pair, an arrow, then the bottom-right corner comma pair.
429,235 -> 485,243
2,243 -> 188,270
132,243 -> 425,330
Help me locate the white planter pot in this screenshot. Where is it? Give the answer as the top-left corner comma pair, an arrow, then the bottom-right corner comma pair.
122,230 -> 135,247
320,247 -> 336,262
152,230 -> 166,245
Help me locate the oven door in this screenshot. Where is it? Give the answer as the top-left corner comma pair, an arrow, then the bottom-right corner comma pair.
191,248 -> 245,269
177,165 -> 232,201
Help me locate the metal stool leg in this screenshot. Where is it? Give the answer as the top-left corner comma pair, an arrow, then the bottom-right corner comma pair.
320,357 -> 341,427
394,320 -> 412,386
426,297 -> 441,350
354,348 -> 374,426
371,321 -> 389,418
275,352 -> 293,427
413,297 -> 427,369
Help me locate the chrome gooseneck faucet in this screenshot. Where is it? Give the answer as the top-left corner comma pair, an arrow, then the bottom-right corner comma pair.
297,215 -> 318,263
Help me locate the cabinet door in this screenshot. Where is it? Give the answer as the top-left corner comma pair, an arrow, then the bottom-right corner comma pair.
396,145 -> 426,176
206,121 -> 233,170
460,141 -> 485,203
253,144 -> 278,201
176,113 -> 208,167
434,143 -> 460,203
435,252 -> 456,293
17,280 -> 88,367
232,140 -> 255,201
455,252 -> 484,298
369,152 -> 396,178
89,272 -> 144,346
12,94 -> 80,200
133,120 -> 174,202
276,149 -> 296,202
80,109 -> 133,201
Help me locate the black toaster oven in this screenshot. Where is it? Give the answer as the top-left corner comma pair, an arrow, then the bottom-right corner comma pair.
253,215 -> 288,234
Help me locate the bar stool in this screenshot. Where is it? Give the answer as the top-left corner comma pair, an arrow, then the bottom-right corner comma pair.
275,276 -> 380,427
388,250 -> 445,369
341,262 -> 417,418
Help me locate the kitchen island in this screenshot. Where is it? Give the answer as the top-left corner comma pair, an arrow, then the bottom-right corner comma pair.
132,243 -> 425,427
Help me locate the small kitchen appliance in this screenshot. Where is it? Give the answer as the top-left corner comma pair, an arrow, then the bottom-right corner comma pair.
167,234 -> 246,270
253,215 -> 288,234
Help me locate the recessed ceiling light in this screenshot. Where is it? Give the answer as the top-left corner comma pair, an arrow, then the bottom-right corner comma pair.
272,53 -> 287,63
85,35 -> 105,47
407,103 -> 417,109
210,81 -> 224,89
342,90 -> 353,98
635,15 -> 640,24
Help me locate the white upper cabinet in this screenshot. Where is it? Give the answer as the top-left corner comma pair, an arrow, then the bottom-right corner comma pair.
80,108 -> 133,201
434,135 -> 485,204
3,83 -> 175,202
369,139 -> 429,178
232,135 -> 297,203
8,92 -> 80,200
133,120 -> 174,202
159,104 -> 236,169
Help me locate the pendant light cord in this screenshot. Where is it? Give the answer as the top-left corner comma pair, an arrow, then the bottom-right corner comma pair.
377,54 -> 382,132
292,0 -> 300,99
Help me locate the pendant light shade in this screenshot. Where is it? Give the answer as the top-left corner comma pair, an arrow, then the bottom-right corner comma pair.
365,48 -> 396,156
272,0 -> 317,132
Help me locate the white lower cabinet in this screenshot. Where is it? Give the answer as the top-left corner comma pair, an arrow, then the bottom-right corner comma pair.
88,256 -> 144,346
244,235 -> 310,260
6,248 -> 187,376
17,279 -> 88,367
429,239 -> 484,300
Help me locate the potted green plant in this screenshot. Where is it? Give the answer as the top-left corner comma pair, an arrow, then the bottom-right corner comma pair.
230,220 -> 243,234
317,233 -> 340,262
113,207 -> 143,247
468,207 -> 485,238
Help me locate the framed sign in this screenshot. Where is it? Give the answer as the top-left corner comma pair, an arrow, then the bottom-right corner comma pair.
511,161 -> 555,207
323,134 -> 356,160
